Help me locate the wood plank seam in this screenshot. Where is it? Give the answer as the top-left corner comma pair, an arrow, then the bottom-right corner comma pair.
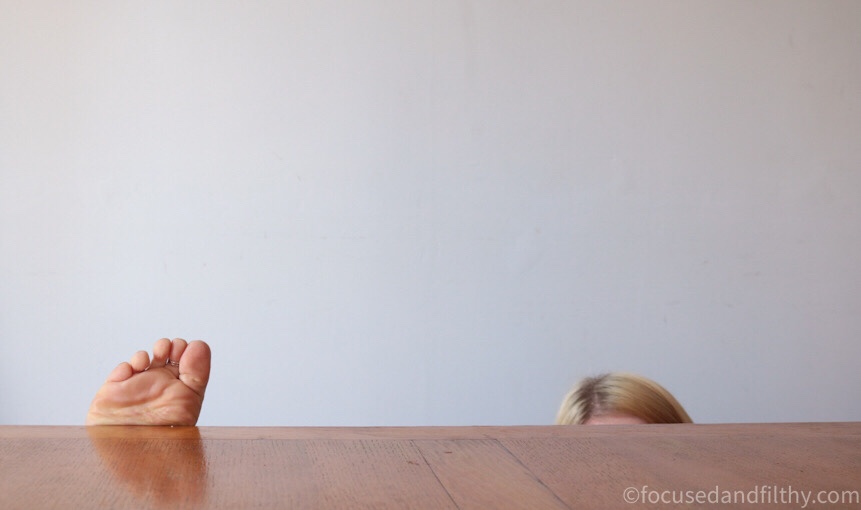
412,439 -> 462,510
495,439 -> 572,510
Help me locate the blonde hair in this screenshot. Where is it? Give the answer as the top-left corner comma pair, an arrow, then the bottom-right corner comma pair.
555,372 -> 692,424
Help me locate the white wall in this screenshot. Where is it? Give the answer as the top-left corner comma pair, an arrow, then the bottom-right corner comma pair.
1,1 -> 859,426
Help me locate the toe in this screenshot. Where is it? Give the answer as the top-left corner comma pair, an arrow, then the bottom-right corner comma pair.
129,351 -> 150,372
169,338 -> 188,364
105,362 -> 134,382
178,340 -> 211,397
150,338 -> 172,369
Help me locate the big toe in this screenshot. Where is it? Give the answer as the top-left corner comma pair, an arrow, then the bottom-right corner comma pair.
178,340 -> 211,397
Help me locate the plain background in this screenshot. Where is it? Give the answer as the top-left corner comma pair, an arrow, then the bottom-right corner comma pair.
1,1 -> 859,426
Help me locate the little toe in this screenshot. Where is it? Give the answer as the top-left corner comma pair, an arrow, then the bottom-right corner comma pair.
105,362 -> 135,382
178,340 -> 211,397
150,338 -> 172,369
129,351 -> 150,372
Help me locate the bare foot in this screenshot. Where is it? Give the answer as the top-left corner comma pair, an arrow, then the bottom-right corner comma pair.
86,338 -> 211,425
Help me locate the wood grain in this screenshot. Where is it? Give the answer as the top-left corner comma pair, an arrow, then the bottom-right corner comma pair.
1,423 -> 859,509
413,438 -> 568,509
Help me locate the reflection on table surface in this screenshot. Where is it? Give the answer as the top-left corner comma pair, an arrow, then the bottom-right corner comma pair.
1,423 -> 859,509
89,426 -> 208,508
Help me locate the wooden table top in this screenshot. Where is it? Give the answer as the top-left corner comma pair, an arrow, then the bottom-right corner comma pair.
1,423 -> 859,509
